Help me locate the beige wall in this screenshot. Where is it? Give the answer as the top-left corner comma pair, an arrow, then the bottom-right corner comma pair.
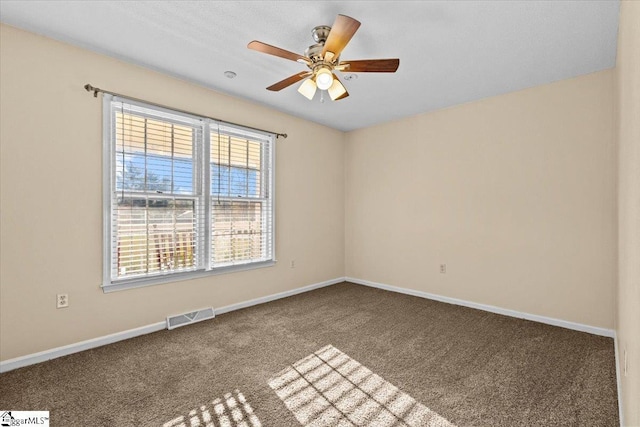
615,1 -> 640,425
0,15 -> 625,399
0,24 -> 345,361
345,70 -> 617,329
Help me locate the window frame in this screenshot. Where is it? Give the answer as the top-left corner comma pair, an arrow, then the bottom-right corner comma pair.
102,95 -> 276,292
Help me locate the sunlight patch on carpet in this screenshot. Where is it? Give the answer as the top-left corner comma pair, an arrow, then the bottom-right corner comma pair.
269,345 -> 455,427
163,389 -> 261,427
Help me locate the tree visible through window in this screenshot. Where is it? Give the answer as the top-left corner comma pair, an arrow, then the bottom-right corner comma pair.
104,97 -> 274,290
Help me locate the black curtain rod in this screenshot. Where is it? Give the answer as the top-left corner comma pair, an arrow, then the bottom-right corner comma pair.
84,84 -> 287,139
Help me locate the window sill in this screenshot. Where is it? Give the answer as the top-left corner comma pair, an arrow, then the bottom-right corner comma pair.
102,260 -> 276,293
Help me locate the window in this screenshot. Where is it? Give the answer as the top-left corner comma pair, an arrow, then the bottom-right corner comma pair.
103,96 -> 274,291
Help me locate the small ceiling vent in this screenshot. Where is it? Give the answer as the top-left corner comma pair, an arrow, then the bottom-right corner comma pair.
167,307 -> 215,330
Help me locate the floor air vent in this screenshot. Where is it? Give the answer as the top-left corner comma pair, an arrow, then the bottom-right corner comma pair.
167,307 -> 215,330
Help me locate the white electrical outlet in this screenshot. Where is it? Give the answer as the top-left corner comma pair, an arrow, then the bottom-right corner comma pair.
440,264 -> 446,274
56,293 -> 69,309
290,260 -> 295,268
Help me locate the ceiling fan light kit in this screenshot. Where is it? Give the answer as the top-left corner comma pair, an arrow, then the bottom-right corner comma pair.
248,14 -> 399,102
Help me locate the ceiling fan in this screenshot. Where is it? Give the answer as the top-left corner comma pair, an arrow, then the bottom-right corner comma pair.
248,14 -> 399,101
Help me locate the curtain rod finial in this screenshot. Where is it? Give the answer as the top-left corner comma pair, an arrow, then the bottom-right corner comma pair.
84,84 -> 99,97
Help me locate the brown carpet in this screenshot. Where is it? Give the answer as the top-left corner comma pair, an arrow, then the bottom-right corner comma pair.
0,282 -> 619,426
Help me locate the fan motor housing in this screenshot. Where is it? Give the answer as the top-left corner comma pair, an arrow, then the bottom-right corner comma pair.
305,44 -> 324,61
312,25 -> 331,43
306,25 -> 336,63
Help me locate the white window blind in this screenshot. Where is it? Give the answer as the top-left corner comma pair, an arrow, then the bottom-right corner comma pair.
210,126 -> 274,268
103,96 -> 275,291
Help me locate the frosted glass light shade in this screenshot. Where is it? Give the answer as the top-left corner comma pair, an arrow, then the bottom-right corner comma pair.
315,68 -> 334,90
298,78 -> 317,100
328,78 -> 347,101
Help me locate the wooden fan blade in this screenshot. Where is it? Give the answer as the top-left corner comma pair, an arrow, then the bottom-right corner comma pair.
267,72 -> 312,91
248,41 -> 309,63
322,15 -> 361,59
339,59 -> 400,72
336,91 -> 349,100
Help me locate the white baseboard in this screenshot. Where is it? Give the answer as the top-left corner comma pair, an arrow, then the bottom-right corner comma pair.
0,322 -> 166,374
216,277 -> 345,315
614,332 -> 625,427
0,277 -> 345,373
345,277 -> 615,338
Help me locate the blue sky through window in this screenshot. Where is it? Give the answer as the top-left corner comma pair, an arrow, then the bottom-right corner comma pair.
116,152 -> 258,197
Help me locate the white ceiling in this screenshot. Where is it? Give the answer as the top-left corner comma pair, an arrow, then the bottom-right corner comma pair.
0,1 -> 619,131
